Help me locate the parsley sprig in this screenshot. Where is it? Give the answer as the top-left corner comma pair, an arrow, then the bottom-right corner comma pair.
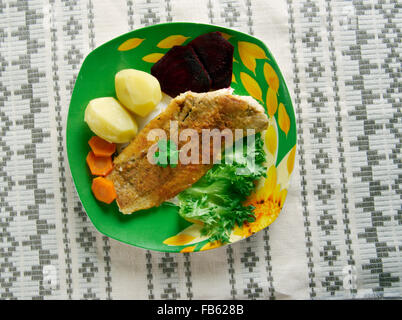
154,139 -> 180,168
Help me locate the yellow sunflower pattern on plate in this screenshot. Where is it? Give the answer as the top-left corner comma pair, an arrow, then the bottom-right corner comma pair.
162,139 -> 296,252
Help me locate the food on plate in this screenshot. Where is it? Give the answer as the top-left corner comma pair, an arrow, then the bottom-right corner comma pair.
178,132 -> 266,243
86,151 -> 113,176
188,31 -> 234,90
81,30 -> 276,245
84,97 -> 138,143
91,176 -> 117,204
151,45 -> 211,98
88,136 -> 116,157
115,69 -> 162,117
151,31 -> 234,97
106,89 -> 268,214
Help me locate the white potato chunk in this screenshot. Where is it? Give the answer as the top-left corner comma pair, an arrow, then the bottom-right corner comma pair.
115,69 -> 162,117
84,97 -> 138,143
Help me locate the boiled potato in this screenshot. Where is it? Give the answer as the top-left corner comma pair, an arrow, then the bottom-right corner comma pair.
115,69 -> 162,117
84,97 -> 138,143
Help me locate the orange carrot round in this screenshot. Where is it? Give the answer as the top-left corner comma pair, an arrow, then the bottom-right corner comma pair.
88,136 -> 116,157
91,177 -> 117,204
86,151 -> 113,176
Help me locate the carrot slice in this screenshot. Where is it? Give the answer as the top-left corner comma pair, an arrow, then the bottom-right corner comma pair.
91,177 -> 116,204
88,136 -> 116,157
86,151 -> 114,176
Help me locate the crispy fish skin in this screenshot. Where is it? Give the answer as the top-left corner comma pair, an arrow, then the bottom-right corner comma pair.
107,89 -> 268,214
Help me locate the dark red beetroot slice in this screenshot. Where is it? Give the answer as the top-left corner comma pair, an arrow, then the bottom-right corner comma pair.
151,45 -> 211,97
188,32 -> 234,90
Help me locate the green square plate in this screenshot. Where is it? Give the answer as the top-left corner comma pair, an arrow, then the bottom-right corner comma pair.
67,22 -> 297,253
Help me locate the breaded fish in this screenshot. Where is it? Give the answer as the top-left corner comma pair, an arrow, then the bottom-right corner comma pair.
107,89 -> 268,214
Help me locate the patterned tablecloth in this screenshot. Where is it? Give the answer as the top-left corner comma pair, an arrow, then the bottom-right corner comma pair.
0,0 -> 401,300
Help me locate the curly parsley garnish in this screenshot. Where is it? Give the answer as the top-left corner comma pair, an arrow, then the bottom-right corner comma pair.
177,133 -> 266,243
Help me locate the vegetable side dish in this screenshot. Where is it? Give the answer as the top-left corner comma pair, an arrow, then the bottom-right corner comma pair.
177,132 -> 266,243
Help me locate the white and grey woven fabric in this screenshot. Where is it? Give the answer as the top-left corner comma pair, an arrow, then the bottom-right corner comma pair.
0,0 -> 401,300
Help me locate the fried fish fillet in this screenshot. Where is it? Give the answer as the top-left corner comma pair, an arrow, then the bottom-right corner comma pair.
107,89 -> 268,214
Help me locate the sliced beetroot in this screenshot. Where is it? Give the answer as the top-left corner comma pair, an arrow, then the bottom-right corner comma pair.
151,45 -> 211,98
188,31 -> 234,90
